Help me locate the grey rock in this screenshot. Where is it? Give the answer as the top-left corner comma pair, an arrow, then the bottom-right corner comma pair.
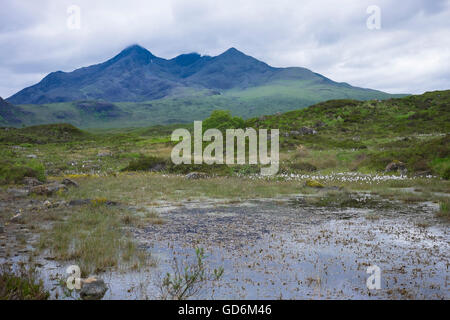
97,152 -> 112,157
289,127 -> 318,137
315,121 -> 326,128
80,278 -> 108,300
68,199 -> 119,206
58,200 -> 68,207
26,154 -> 37,159
10,213 -> 23,223
61,178 -> 79,188
22,177 -> 43,187
185,172 -> 209,180
7,188 -> 29,198
299,127 -> 317,135
30,183 -> 68,196
385,161 -> 407,174
43,200 -> 59,208
68,199 -> 92,206
150,163 -> 165,172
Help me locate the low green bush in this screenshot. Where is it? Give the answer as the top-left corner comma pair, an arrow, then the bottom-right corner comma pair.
289,161 -> 318,172
0,159 -> 46,184
121,155 -> 167,172
0,264 -> 49,300
437,199 -> 449,219
121,155 -> 234,175
443,167 -> 450,180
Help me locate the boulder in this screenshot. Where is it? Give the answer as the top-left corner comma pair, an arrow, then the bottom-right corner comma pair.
7,188 -> 29,198
315,121 -> 326,128
80,278 -> 108,300
97,152 -> 112,157
289,127 -> 318,136
185,172 -> 209,180
299,127 -> 318,135
26,154 -> 37,159
68,199 -> 119,207
30,183 -> 68,196
68,199 -> 92,206
43,200 -> 58,208
22,177 -> 43,187
61,178 -> 79,188
149,163 -> 165,172
10,213 -> 23,223
385,161 -> 407,174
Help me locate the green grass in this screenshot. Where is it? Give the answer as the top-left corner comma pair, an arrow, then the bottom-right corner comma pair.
248,90 -> 450,177
0,90 -> 448,181
0,263 -> 49,300
437,199 -> 449,220
54,173 -> 450,205
7,78 -> 402,129
0,159 -> 46,184
0,123 -> 87,144
38,204 -> 150,276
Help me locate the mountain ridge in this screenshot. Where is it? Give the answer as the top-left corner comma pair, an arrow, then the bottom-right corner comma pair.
7,45 -> 397,104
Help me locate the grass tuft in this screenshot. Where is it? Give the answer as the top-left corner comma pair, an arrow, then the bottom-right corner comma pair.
437,199 -> 449,220
0,263 -> 49,300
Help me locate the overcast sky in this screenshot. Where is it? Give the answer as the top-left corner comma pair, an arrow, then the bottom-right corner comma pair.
1,0 -> 450,98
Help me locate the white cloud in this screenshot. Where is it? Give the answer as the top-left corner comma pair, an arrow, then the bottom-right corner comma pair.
1,0 -> 449,97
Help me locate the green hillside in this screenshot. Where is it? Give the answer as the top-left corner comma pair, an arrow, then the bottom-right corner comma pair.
5,83 -> 403,129
248,90 -> 450,177
1,90 -> 448,180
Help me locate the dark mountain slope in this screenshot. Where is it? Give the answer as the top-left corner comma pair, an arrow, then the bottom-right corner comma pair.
183,48 -> 276,89
7,45 -> 396,104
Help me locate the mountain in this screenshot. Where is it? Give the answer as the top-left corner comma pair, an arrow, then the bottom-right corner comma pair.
7,45 -> 398,105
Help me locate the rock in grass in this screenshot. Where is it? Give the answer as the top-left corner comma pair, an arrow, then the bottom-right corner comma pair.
294,127 -> 318,135
22,177 -> 43,187
61,178 -> 79,188
10,213 -> 23,223
7,188 -> 30,198
305,179 -> 325,188
80,278 -> 108,300
68,199 -> 119,207
97,151 -> 112,157
68,199 -> 92,206
185,172 -> 209,180
385,160 -> 407,174
30,183 -> 67,196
